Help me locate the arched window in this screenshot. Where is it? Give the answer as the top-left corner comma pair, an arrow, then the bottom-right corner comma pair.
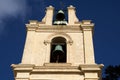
50,37 -> 66,63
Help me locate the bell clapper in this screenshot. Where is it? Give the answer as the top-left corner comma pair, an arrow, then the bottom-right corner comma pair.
56,55 -> 59,63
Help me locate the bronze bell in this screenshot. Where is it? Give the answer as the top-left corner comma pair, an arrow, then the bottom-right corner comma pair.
56,10 -> 65,21
53,10 -> 67,25
52,45 -> 64,62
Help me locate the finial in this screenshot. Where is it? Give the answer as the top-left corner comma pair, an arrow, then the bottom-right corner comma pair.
69,5 -> 74,7
49,5 -> 53,8
46,5 -> 54,10
68,5 -> 75,9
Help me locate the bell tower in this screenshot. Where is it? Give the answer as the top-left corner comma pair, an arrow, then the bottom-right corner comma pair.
11,5 -> 103,80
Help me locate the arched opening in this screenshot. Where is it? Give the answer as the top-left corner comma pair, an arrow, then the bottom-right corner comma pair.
50,37 -> 66,63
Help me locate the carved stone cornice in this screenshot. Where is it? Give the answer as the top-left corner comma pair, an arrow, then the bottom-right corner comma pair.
11,64 -> 82,74
26,20 -> 95,32
26,24 -> 82,33
81,20 -> 94,31
26,24 -> 38,31
12,64 -> 103,74
32,63 -> 81,73
81,24 -> 94,31
11,64 -> 35,71
79,64 -> 104,73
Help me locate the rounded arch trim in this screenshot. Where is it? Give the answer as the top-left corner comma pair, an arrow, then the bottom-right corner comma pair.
44,32 -> 73,45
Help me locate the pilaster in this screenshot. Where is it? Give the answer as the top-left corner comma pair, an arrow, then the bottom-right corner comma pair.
80,64 -> 103,80
81,20 -> 95,64
11,64 -> 35,80
45,5 -> 54,25
67,5 -> 79,25
21,24 -> 36,64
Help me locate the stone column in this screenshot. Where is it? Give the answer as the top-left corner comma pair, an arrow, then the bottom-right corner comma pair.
81,20 -> 95,64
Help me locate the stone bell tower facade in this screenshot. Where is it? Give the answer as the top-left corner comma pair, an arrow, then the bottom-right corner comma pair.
12,5 -> 103,80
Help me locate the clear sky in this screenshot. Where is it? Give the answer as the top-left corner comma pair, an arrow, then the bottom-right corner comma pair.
0,0 -> 120,80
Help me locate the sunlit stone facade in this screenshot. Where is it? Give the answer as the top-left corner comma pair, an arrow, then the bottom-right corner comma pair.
11,5 -> 103,80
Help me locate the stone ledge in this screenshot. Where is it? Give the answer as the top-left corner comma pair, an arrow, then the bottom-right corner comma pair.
11,64 -> 35,71
44,63 -> 72,67
32,65 -> 81,73
84,78 -> 99,80
79,64 -> 104,68
32,69 -> 81,73
79,64 -> 104,72
11,64 -> 35,68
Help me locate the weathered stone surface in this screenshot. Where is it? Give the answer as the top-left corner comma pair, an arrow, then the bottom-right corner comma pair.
11,5 -> 103,80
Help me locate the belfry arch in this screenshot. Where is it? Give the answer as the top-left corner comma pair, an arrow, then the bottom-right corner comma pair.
44,33 -> 73,45
50,37 -> 66,63
44,33 -> 73,63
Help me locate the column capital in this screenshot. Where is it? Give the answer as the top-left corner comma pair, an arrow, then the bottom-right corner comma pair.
81,20 -> 94,31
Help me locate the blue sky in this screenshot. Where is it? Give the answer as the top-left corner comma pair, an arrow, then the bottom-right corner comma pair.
0,0 -> 120,80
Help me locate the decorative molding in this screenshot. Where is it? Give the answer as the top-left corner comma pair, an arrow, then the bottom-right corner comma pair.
44,32 -> 73,45
81,25 -> 94,31
67,40 -> 73,45
79,64 -> 104,71
32,65 -> 81,73
44,40 -> 51,45
81,20 -> 94,31
11,64 -> 35,71
44,63 -> 72,67
36,25 -> 82,32
26,24 -> 82,32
